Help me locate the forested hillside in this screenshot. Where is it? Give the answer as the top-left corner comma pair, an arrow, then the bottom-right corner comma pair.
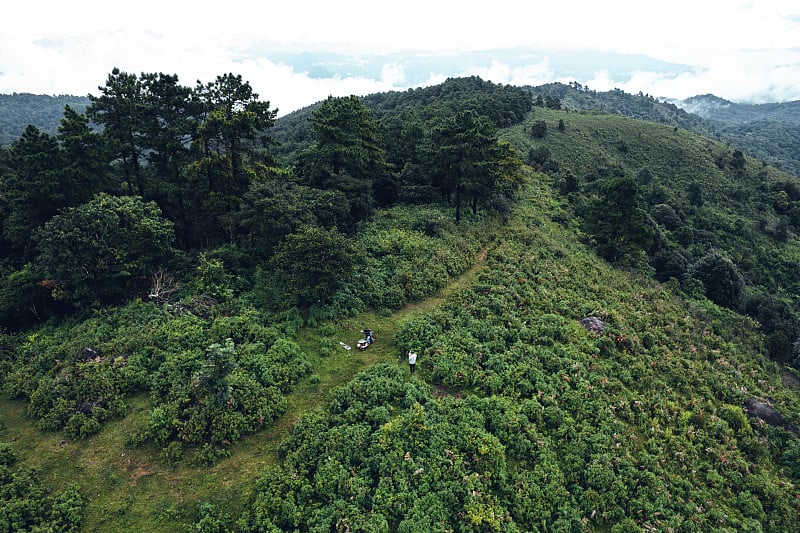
5,81 -> 799,176
0,93 -> 90,147
526,83 -> 715,135
677,94 -> 800,177
1,74 -> 800,531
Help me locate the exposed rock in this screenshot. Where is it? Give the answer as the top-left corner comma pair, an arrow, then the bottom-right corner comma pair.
76,399 -> 106,414
782,371 -> 800,390
579,316 -> 605,334
743,398 -> 797,432
79,347 -> 101,362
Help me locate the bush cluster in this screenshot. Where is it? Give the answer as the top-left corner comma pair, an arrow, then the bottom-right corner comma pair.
2,299 -> 310,463
0,442 -> 85,531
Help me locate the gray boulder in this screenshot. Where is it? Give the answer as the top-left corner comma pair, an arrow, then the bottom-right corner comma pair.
579,316 -> 605,334
743,398 -> 797,432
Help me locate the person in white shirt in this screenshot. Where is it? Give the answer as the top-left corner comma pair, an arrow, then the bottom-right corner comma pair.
408,350 -> 418,374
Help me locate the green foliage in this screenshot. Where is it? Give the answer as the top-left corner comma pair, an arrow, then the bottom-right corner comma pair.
2,309 -> 155,434
650,203 -> 681,230
237,177 -> 350,261
0,262 -> 66,329
2,125 -> 68,259
0,442 -> 85,531
428,110 -> 520,223
34,193 -> 176,307
183,73 -> 279,245
138,323 -> 310,462
268,225 -> 357,308
297,95 -> 390,228
237,366 -> 530,532
363,76 -> 532,129
687,250 -> 746,311
189,253 -> 235,302
582,175 -> 654,264
193,502 -> 230,533
313,204 -> 490,319
197,339 -> 236,407
0,442 -> 16,465
1,297 -> 309,464
531,120 -> 548,138
0,93 -> 90,146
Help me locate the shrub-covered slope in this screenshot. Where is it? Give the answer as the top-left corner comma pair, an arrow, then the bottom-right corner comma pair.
222,177 -> 800,532
0,199 -> 494,530
3,81 -> 800,531
509,107 -> 800,366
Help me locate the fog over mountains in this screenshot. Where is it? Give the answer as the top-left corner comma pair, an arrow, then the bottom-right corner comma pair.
672,94 -> 800,125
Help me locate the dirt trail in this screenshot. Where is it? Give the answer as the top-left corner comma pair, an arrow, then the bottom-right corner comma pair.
230,242 -> 493,463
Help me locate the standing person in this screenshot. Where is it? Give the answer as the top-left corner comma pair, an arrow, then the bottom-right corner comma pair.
408,350 -> 417,374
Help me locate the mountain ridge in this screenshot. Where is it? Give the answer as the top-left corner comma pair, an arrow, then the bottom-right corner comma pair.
2,75 -> 800,530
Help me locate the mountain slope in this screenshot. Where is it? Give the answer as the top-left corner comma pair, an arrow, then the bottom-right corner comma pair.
225,172 -> 800,531
526,82 -> 715,136
509,106 -> 800,295
675,94 -> 800,176
2,80 -> 800,531
524,82 -> 800,177
0,93 -> 90,146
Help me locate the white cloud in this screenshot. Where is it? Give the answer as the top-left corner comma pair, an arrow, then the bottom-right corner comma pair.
3,1 -> 800,110
585,70 -> 616,93
581,48 -> 800,103
380,63 -> 406,86
468,59 -> 556,88
228,61 -> 367,116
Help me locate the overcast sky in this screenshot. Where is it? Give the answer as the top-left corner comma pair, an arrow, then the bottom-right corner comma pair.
3,1 -> 800,115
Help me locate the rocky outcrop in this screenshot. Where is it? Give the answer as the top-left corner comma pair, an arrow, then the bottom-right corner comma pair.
579,316 -> 605,334
743,398 -> 797,432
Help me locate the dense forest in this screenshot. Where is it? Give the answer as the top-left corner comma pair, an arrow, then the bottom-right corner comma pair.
1,72 -> 800,531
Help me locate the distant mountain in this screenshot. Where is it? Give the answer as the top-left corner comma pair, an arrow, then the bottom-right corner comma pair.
525,82 -> 715,136
676,94 -> 800,125
524,83 -> 800,176
0,93 -> 90,147
672,94 -> 800,176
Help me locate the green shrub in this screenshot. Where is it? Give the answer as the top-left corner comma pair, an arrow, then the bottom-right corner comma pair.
0,442 -> 17,465
687,250 -> 745,311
